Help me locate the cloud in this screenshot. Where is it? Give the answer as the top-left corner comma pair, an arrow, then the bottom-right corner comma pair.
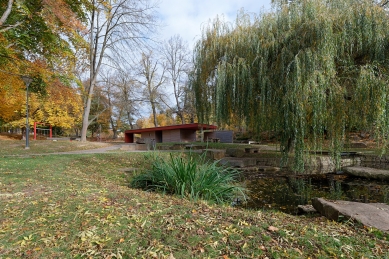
157,0 -> 271,48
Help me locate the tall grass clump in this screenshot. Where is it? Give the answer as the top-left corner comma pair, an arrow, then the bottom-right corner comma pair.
130,152 -> 246,204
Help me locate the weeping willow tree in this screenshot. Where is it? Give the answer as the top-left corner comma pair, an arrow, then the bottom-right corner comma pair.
191,0 -> 389,171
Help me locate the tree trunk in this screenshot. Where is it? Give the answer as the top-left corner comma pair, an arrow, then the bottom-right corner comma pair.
80,85 -> 93,141
151,101 -> 158,127
110,117 -> 117,139
127,111 -> 134,129
81,1 -> 97,142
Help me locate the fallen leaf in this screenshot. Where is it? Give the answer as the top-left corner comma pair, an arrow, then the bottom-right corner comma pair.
268,226 -> 279,232
294,248 -> 302,255
167,253 -> 175,259
141,220 -> 147,228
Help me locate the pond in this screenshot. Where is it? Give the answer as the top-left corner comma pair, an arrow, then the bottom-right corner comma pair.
241,172 -> 389,214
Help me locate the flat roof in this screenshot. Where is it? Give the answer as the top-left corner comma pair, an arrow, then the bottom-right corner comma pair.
124,123 -> 217,134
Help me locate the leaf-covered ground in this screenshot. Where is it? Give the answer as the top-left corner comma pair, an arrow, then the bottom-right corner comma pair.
0,137 -> 112,157
0,145 -> 388,258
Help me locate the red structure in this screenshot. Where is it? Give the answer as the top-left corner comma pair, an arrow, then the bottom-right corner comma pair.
33,122 -> 52,140
124,123 -> 217,143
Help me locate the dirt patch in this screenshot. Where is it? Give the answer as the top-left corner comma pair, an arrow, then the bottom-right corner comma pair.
0,134 -> 21,140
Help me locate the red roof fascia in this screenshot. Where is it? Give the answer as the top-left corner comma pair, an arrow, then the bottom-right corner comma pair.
124,123 -> 217,134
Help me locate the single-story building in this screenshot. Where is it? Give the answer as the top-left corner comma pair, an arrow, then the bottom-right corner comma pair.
124,123 -> 218,143
203,130 -> 234,143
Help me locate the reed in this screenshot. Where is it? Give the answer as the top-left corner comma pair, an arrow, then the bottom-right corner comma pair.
130,152 -> 246,204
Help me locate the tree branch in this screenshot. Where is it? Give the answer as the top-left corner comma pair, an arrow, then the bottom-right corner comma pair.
0,21 -> 22,33
0,0 -> 14,26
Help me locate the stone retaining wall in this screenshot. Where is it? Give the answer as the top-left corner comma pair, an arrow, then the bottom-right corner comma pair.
255,155 -> 362,174
360,154 -> 389,170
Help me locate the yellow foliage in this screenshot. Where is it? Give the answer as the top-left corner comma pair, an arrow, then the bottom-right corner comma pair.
1,77 -> 82,129
135,113 -> 176,129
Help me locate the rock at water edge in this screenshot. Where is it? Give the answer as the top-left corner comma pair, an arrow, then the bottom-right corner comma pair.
312,198 -> 389,233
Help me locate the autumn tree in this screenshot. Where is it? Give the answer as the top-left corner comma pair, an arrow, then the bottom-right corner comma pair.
2,79 -> 82,132
0,0 -> 88,136
80,0 -> 159,141
0,0 -> 87,79
135,110 -> 175,129
191,0 -> 389,171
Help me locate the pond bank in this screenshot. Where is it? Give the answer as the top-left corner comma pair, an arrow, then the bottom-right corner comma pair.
344,166 -> 389,181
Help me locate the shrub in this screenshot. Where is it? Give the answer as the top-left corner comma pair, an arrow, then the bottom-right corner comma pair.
130,152 -> 246,204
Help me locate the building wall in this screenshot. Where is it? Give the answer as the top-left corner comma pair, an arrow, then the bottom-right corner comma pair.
204,131 -> 233,143
124,133 -> 133,143
204,132 -> 215,142
162,129 -> 181,142
180,129 -> 196,142
214,131 -> 234,143
141,131 -> 156,142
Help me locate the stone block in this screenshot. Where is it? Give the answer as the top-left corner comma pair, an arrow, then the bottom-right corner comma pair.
185,144 -> 206,150
297,205 -> 317,214
157,145 -> 171,150
120,144 -> 136,151
344,142 -> 368,148
226,148 -> 245,158
170,144 -> 186,150
257,166 -> 281,172
343,166 -> 389,181
245,148 -> 259,153
202,149 -> 225,160
219,157 -> 257,168
312,197 -> 389,232
219,158 -> 245,167
136,144 -> 148,151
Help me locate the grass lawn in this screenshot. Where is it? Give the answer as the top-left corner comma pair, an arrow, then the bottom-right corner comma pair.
0,139 -> 388,258
0,136 -> 112,157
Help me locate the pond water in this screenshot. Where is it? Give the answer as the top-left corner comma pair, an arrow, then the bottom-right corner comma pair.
241,172 -> 389,214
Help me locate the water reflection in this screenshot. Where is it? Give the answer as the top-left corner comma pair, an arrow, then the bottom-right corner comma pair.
242,172 -> 389,214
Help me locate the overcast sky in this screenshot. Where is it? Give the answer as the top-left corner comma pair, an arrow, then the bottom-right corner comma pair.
157,0 -> 272,49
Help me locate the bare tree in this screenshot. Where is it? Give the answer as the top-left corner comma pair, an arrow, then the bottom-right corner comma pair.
100,70 -> 141,138
80,0 -> 158,141
99,72 -> 120,139
161,35 -> 191,124
137,51 -> 166,127
114,73 -> 141,130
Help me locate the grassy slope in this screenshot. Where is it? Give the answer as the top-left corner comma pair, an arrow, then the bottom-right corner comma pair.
0,140 -> 388,258
0,137 -> 112,156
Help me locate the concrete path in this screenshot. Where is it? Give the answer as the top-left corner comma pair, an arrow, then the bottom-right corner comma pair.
51,144 -> 122,154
